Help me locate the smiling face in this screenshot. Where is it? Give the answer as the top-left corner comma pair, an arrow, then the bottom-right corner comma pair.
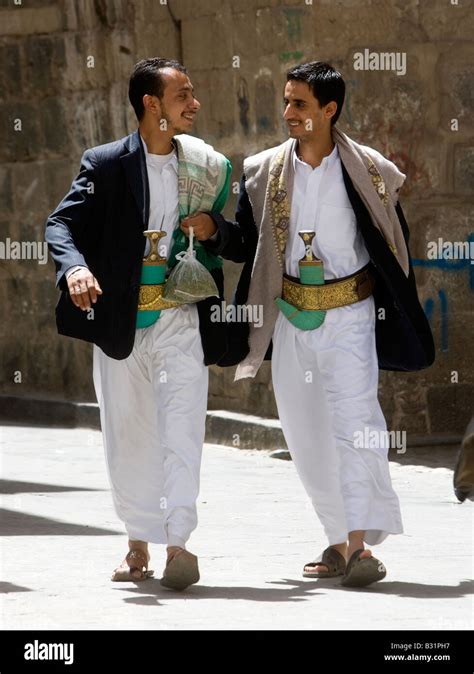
283,79 -> 337,142
143,67 -> 201,135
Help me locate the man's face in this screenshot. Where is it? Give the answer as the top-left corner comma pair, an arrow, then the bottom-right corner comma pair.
146,68 -> 201,134
283,80 -> 335,141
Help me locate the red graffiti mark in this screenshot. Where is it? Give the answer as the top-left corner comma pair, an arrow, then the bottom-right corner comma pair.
388,151 -> 432,195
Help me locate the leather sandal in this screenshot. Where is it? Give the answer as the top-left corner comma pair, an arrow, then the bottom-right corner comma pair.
160,549 -> 200,591
303,546 -> 346,578
341,548 -> 386,587
111,549 -> 154,582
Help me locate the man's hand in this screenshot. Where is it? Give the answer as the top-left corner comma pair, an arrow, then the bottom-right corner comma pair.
67,268 -> 103,311
180,212 -> 217,241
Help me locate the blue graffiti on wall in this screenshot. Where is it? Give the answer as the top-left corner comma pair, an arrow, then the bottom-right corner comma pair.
412,233 -> 474,353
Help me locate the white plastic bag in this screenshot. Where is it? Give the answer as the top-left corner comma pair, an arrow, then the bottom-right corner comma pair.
162,226 -> 219,303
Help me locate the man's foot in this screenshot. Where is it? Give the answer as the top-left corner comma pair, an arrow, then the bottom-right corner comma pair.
341,548 -> 386,587
347,548 -> 372,563
161,547 -> 200,591
166,546 -> 185,565
111,548 -> 153,582
303,545 -> 347,578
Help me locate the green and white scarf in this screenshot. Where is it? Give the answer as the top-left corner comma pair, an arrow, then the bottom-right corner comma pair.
168,134 -> 232,271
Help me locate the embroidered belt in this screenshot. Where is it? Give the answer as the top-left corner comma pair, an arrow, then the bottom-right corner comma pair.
281,264 -> 375,311
137,283 -> 181,311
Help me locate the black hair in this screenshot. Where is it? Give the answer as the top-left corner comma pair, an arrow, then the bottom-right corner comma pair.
286,61 -> 345,125
128,58 -> 188,120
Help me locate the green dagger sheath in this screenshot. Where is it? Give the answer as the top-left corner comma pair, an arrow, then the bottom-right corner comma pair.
136,230 -> 167,329
275,230 -> 326,330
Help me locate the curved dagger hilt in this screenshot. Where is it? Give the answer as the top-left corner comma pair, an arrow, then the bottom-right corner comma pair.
298,230 -> 324,285
143,230 -> 167,264
298,230 -> 321,264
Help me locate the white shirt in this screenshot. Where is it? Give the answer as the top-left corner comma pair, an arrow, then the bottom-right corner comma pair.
141,136 -> 179,259
287,143 -> 369,280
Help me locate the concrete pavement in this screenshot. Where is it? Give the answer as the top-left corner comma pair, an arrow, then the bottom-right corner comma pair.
0,424 -> 472,630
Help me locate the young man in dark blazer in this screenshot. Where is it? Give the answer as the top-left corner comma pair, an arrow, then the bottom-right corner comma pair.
45,58 -> 233,590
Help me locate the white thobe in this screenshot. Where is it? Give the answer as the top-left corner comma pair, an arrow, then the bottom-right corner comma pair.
92,136 -> 208,547
271,144 -> 403,546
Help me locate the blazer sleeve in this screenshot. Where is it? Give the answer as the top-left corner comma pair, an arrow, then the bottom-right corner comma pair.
45,149 -> 99,291
201,175 -> 258,263
208,176 -> 261,367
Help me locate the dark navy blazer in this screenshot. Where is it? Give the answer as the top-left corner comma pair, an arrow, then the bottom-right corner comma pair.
45,130 -> 232,363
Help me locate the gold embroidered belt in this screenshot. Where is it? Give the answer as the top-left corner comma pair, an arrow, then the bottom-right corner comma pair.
281,264 -> 375,311
137,283 -> 181,311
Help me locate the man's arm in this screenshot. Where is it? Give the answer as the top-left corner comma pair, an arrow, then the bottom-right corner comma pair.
45,149 -> 102,310
180,175 -> 257,263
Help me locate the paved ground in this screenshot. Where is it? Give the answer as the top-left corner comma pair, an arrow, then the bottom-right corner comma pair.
0,424 -> 472,630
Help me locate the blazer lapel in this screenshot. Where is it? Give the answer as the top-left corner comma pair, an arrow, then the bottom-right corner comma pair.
120,130 -> 150,228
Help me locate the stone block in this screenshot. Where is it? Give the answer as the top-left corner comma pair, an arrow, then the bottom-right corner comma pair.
182,13 -> 233,70
0,103 -> 42,162
311,0 -> 405,49
229,10 -> 258,67
454,145 -> 474,196
0,166 -> 13,213
61,32 -> 110,92
11,160 -> 49,233
169,0 -> 225,21
0,42 -> 22,96
133,0 -> 171,26
419,0 -> 473,42
134,17 -> 180,63
428,384 -> 473,435
24,35 -> 66,96
0,6 -> 62,37
40,97 -> 70,155
438,45 -> 474,134
190,68 -> 238,141
69,91 -> 113,152
42,158 -> 76,217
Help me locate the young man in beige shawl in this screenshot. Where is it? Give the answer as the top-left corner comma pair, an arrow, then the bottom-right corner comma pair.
201,61 -> 435,587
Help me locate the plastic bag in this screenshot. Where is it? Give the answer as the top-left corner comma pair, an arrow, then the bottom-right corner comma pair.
162,226 -> 219,303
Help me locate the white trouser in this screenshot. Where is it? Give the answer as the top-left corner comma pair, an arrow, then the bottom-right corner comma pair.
271,295 -> 403,546
93,304 -> 208,547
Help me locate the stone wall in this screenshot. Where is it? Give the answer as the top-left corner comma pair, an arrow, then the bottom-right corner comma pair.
1,0 -> 472,436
